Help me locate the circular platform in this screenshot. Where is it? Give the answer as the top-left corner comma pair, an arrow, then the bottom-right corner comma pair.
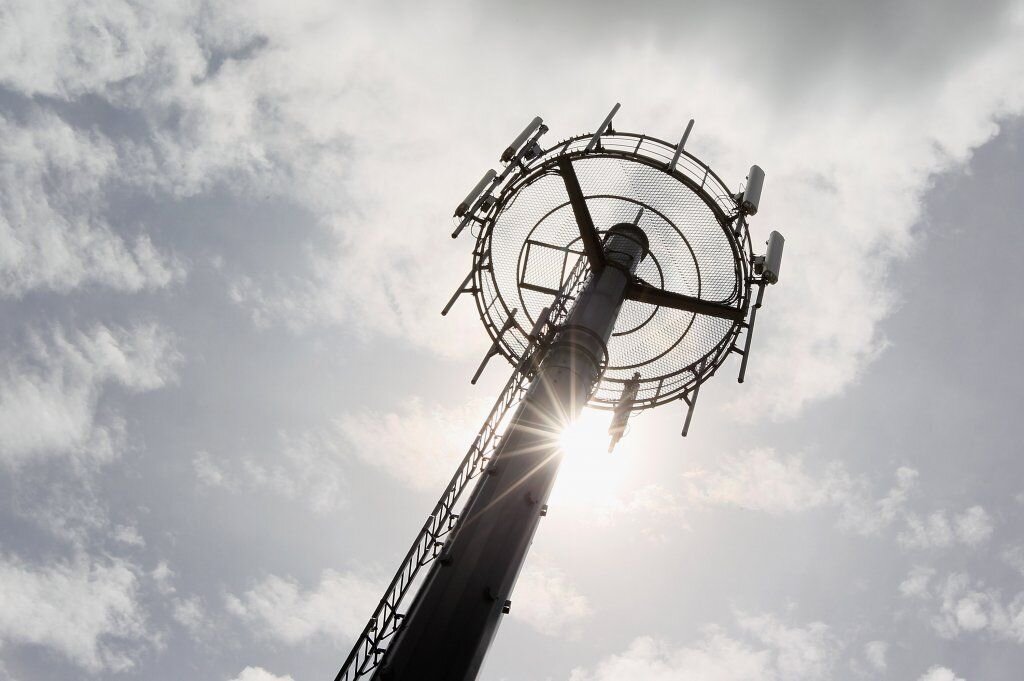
470,132 -> 754,409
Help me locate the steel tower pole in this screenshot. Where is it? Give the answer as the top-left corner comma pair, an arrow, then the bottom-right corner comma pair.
373,224 -> 649,681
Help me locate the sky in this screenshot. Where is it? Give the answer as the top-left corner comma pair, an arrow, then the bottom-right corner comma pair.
0,1 -> 1023,680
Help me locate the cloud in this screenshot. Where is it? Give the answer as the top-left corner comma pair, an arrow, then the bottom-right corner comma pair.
551,480 -> 692,544
679,449 -> 999,552
509,562 -> 593,638
918,666 -> 967,681
0,553 -> 149,672
863,640 -> 887,672
0,1 -> 190,98
10,470 -> 113,547
836,467 -> 920,536
233,0 -> 1024,414
194,397 -> 488,511
171,596 -> 208,638
736,614 -> 840,681
568,612 -> 840,681
2,1 -> 1022,412
193,451 -> 231,489
898,506 -> 994,549
0,322 -> 180,467
1002,545 -> 1024,577
682,449 -> 844,514
145,561 -> 210,638
954,506 -> 996,545
681,448 -> 917,536
931,573 -> 1024,641
0,110 -> 184,297
902,568 -> 1024,643
226,569 -> 381,645
150,561 -> 175,596
193,427 -> 348,513
335,397 -> 488,492
112,524 -> 145,547
0,323 -> 180,552
568,633 -> 771,681
900,566 -> 936,599
228,667 -> 295,681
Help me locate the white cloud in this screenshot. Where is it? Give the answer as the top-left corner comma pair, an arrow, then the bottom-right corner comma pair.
736,614 -> 839,681
931,573 -> 1023,640
150,561 -> 175,596
11,473 -> 112,547
112,524 -> 145,547
611,483 -> 691,541
193,451 -> 232,489
171,596 -> 208,638
863,640 -> 887,672
682,449 -> 843,514
899,512 -> 954,549
0,1 -> 190,98
1,1 -> 1022,410
904,569 -> 1024,643
144,561 -> 209,638
681,448 -> 917,536
679,450 -> 998,552
568,633 -> 771,681
837,467 -> 920,536
193,427 -> 347,513
335,397 -> 488,492
1002,545 -> 1024,577
954,506 -> 995,545
0,323 -> 179,552
228,667 -> 294,681
900,566 -> 936,599
919,665 -> 966,681
568,613 -> 840,681
898,506 -> 994,549
510,562 -> 593,638
0,553 -> 148,672
0,110 -> 184,297
226,569 -> 381,645
555,480 -> 691,544
197,399 -> 487,512
0,322 -> 180,467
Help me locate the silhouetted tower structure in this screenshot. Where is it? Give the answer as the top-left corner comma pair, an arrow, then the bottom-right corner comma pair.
333,105 -> 784,681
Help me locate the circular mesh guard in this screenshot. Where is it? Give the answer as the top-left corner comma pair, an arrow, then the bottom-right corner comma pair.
477,145 -> 747,409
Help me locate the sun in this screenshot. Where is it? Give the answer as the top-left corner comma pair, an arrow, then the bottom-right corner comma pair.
550,408 -> 631,508
558,408 -> 612,459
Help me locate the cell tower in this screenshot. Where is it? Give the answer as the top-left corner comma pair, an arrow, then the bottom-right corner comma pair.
332,104 -> 784,681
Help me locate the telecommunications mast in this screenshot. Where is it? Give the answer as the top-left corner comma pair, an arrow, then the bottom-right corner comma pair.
332,105 -> 784,681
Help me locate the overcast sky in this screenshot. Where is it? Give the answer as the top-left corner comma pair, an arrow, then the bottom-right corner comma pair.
1,1 -> 1024,680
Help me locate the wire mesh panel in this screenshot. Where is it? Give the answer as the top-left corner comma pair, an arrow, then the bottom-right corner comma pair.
472,132 -> 751,409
